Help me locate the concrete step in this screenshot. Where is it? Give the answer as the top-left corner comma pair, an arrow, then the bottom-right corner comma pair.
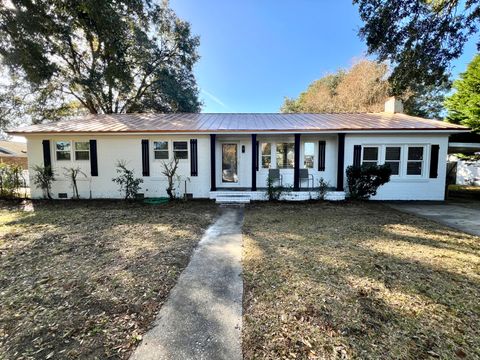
215,194 -> 251,204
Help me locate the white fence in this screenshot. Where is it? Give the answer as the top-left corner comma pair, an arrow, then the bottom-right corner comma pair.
456,160 -> 480,186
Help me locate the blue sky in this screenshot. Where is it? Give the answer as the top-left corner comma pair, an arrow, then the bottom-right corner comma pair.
170,0 -> 478,113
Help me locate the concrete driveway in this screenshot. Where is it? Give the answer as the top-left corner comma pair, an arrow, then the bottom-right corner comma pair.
388,200 -> 480,237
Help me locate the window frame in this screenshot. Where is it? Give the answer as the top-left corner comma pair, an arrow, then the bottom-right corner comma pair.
362,146 -> 379,167
153,141 -> 169,160
173,141 -> 189,160
260,142 -> 272,169
275,142 -> 295,169
303,141 -> 315,169
405,145 -> 426,177
384,145 -> 402,177
55,140 -> 72,161
74,141 -> 90,161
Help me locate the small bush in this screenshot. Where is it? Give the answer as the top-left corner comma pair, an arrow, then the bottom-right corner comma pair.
32,165 -> 55,199
112,161 -> 143,200
0,163 -> 23,198
317,177 -> 330,200
346,164 -> 392,200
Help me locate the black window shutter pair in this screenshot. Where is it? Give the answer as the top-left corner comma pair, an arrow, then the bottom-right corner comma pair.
42,139 -> 98,176
141,139 -> 198,177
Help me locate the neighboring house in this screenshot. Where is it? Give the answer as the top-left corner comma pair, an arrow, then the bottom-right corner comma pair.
8,98 -> 469,201
0,140 -> 28,168
448,132 -> 480,186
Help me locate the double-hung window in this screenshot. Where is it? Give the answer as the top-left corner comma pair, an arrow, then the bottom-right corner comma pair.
362,147 -> 378,166
154,141 -> 169,160
173,141 -> 188,159
74,141 -> 90,160
406,146 -> 424,176
384,146 -> 401,175
261,143 -> 271,169
276,143 -> 294,169
304,142 -> 314,169
56,141 -> 71,161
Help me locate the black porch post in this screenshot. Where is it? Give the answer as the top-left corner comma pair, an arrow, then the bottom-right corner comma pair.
336,133 -> 345,191
293,133 -> 301,191
251,134 -> 257,191
210,134 -> 216,191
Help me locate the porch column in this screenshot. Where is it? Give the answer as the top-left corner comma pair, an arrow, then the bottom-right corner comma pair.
251,134 -> 257,191
293,133 -> 301,191
210,134 -> 216,191
336,133 -> 345,191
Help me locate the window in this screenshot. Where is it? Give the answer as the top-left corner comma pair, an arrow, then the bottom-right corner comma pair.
304,142 -> 314,169
173,141 -> 188,159
276,143 -> 294,169
407,146 -> 424,175
261,143 -> 271,168
74,141 -> 90,160
385,146 -> 401,175
362,147 -> 378,166
56,141 -> 71,161
154,141 -> 169,160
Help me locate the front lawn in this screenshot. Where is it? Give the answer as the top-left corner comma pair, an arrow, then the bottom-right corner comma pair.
0,200 -> 216,359
243,202 -> 480,359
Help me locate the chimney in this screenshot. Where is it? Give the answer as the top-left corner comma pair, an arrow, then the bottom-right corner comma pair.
384,96 -> 404,114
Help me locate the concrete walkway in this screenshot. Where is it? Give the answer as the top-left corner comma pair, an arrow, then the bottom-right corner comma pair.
388,200 -> 480,237
130,206 -> 244,360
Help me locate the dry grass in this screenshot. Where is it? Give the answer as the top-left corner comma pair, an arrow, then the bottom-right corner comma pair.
243,202 -> 480,359
0,200 -> 216,359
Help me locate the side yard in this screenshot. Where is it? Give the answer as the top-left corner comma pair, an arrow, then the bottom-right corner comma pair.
243,202 -> 480,359
0,200 -> 217,359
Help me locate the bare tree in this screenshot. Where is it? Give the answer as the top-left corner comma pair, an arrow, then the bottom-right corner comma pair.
161,158 -> 180,200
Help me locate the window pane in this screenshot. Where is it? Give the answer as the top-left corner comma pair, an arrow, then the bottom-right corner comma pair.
408,147 -> 423,160
262,156 -> 271,168
154,151 -> 168,160
56,141 -> 70,152
304,142 -> 314,169
173,141 -> 188,150
154,141 -> 168,150
57,151 -> 71,161
75,151 -> 90,160
174,151 -> 188,159
407,162 -> 422,175
385,147 -> 401,160
75,142 -> 89,151
385,161 -> 399,175
261,143 -> 271,156
276,143 -> 294,169
363,147 -> 378,161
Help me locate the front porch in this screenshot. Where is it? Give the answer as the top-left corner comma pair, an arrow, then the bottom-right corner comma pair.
209,132 -> 347,196
209,189 -> 346,203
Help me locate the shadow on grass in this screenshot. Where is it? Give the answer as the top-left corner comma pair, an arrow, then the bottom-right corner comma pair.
0,199 -> 217,359
243,201 -> 480,359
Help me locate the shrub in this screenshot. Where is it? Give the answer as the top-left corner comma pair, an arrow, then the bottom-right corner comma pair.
346,164 -> 392,200
161,157 -> 180,200
0,163 -> 23,198
112,161 -> 143,200
265,176 -> 292,201
317,177 -> 330,200
63,167 -> 87,199
32,165 -> 55,199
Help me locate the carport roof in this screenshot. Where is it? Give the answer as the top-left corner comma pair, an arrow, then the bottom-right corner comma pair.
8,112 -> 469,135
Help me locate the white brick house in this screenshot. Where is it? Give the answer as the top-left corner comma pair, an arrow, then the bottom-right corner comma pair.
9,99 -> 469,201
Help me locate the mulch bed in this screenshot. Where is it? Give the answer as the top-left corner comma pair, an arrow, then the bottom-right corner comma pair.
0,199 -> 217,359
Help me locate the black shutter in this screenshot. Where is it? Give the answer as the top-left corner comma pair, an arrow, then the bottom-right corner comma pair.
429,144 -> 440,178
353,145 -> 362,167
42,140 -> 51,170
141,139 -> 150,176
255,141 -> 259,171
89,140 -> 98,176
318,140 -> 326,171
190,139 -> 198,176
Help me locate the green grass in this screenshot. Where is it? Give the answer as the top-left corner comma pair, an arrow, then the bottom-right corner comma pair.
0,200 -> 216,359
243,202 -> 480,359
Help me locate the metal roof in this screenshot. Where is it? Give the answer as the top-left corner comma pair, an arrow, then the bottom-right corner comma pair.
8,112 -> 469,135
0,140 -> 27,157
